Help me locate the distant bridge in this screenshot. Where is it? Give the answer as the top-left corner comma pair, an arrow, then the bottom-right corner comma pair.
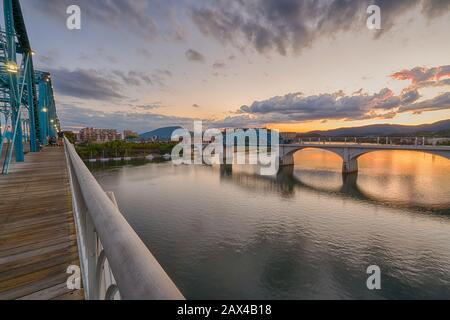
280,143 -> 450,173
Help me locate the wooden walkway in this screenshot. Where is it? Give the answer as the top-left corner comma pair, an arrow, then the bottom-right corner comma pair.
0,147 -> 84,300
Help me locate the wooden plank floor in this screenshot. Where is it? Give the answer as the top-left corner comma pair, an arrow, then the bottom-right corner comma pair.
0,146 -> 84,300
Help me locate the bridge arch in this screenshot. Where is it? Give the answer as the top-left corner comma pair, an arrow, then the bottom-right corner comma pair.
279,145 -> 355,173
282,146 -> 345,160
349,149 -> 450,162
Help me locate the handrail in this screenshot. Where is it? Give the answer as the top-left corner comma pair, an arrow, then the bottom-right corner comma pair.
64,137 -> 184,300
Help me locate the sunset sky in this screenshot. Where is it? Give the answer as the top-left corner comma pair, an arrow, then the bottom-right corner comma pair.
13,0 -> 450,132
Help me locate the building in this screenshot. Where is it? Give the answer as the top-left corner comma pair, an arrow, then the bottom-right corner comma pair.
76,128 -> 122,143
123,130 -> 139,140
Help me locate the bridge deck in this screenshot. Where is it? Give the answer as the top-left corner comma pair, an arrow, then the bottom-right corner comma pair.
0,146 -> 84,300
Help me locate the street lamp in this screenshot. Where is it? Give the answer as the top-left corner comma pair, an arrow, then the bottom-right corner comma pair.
5,61 -> 19,73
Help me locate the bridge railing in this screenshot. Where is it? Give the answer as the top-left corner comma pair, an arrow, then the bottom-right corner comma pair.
285,136 -> 450,147
63,137 -> 184,300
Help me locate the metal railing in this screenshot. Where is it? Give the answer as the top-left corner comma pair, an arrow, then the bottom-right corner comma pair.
64,137 -> 184,300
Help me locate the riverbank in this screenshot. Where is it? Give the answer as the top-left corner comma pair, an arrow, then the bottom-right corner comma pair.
75,140 -> 176,160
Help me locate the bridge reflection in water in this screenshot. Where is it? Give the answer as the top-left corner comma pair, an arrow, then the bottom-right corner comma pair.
218,148 -> 450,213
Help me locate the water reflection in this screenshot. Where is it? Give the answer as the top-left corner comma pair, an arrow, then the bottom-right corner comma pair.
219,162 -> 449,214
92,149 -> 450,299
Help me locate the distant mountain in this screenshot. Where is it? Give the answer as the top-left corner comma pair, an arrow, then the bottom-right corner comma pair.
302,119 -> 450,137
139,126 -> 182,141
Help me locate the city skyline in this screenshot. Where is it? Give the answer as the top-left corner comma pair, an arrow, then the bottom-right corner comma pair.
12,0 -> 450,132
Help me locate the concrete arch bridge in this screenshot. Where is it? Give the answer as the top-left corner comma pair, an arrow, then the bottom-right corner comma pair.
279,143 -> 450,173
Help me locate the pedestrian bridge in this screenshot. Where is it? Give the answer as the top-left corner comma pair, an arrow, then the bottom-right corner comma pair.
280,143 -> 450,173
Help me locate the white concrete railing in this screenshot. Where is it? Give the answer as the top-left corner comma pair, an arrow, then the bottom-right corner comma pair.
64,138 -> 184,300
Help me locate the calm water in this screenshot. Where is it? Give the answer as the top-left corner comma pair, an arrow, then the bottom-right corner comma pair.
90,150 -> 450,299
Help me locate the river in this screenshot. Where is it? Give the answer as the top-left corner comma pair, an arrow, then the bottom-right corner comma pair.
89,149 -> 450,299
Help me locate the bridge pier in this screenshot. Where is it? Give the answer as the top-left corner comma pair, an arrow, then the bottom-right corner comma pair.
279,153 -> 294,166
342,158 -> 358,174
342,147 -> 358,173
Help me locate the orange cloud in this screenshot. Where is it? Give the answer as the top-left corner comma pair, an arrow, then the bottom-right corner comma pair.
391,65 -> 450,86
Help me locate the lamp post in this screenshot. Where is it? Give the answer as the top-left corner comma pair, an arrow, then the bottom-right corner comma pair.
42,107 -> 48,144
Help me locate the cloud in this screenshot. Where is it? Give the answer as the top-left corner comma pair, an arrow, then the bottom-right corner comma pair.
155,69 -> 173,77
185,49 -> 205,62
391,65 -> 450,87
192,104 -> 200,108
212,61 -> 226,69
59,104 -> 194,133
237,89 -> 403,123
27,0 -> 159,39
135,102 -> 165,111
138,48 -> 152,58
191,0 -> 447,56
112,70 -> 147,86
111,69 -> 172,87
400,89 -> 421,104
399,92 -> 450,114
48,68 -> 124,100
35,49 -> 59,67
422,0 -> 450,19
209,64 -> 450,127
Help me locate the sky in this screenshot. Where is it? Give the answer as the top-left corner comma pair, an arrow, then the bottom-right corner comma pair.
11,0 -> 450,133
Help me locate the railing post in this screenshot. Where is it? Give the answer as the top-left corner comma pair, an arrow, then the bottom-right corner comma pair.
84,212 -> 97,299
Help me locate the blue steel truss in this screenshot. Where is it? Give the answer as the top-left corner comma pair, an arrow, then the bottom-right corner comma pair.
0,0 -> 60,174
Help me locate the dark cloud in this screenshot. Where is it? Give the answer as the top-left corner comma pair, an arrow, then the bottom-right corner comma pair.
26,0 -> 159,39
48,68 -> 124,100
185,49 -> 205,62
400,89 -> 421,104
192,104 -> 200,108
238,88 -> 403,123
191,0 -> 448,56
25,1 -> 449,57
399,92 -> 450,114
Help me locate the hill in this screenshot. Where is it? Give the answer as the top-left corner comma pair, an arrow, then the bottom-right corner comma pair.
303,119 -> 450,137
139,126 -> 182,141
